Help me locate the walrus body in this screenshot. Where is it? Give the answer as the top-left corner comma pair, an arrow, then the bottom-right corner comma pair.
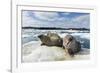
63,35 -> 81,56
38,33 -> 63,47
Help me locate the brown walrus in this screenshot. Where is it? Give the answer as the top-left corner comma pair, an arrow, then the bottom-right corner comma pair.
63,35 -> 81,56
38,32 -> 63,47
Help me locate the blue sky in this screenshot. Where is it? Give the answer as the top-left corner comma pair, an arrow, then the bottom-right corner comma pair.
22,10 -> 90,28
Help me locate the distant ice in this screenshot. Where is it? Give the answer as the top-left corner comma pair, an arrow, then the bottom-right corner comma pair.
71,33 -> 90,39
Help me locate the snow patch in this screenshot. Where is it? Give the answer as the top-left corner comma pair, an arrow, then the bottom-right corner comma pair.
22,41 -> 90,62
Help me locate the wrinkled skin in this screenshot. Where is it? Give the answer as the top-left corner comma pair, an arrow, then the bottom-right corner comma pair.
63,35 -> 81,56
38,33 -> 63,47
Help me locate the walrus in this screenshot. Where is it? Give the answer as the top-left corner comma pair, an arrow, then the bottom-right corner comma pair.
63,35 -> 81,56
38,33 -> 63,47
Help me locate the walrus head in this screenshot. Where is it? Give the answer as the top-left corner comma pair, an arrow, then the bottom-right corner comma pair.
66,35 -> 73,41
38,34 -> 50,43
63,35 -> 81,57
38,34 -> 46,41
63,35 -> 74,46
38,34 -> 43,39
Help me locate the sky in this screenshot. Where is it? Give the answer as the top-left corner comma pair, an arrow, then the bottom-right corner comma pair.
22,10 -> 90,29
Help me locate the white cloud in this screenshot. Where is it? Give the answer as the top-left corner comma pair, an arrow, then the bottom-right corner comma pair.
72,15 -> 90,28
22,11 -> 52,27
22,11 -> 34,27
33,11 -> 59,21
22,11 -> 69,27
73,15 -> 89,23
22,11 -> 90,28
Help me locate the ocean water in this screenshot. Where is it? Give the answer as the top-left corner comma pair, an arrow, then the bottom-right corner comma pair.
22,29 -> 90,49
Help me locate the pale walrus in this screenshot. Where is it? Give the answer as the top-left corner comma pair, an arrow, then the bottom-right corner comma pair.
63,35 -> 81,56
38,33 -> 63,47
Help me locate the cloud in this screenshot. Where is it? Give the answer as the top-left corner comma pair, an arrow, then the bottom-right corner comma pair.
22,11 -> 90,28
22,11 -> 35,27
72,14 -> 90,28
33,11 -> 60,21
22,11 -> 55,27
